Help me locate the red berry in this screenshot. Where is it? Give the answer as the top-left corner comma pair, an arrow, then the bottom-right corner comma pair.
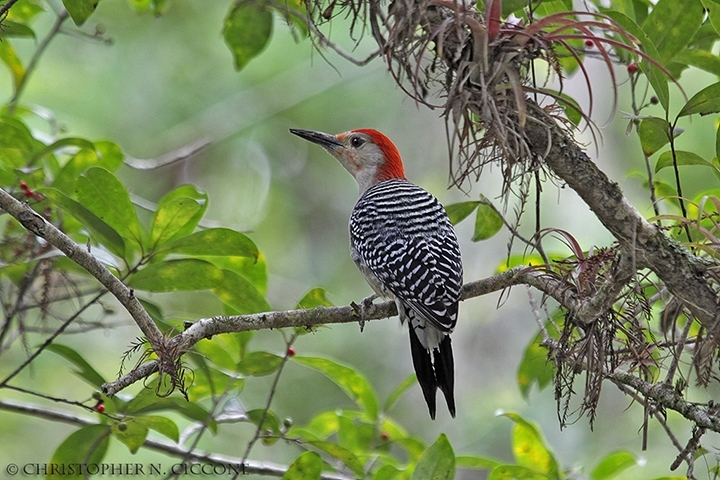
380,432 -> 389,441
627,63 -> 638,74
19,181 -> 27,189
585,39 -> 594,48
287,347 -> 296,357
96,403 -> 105,413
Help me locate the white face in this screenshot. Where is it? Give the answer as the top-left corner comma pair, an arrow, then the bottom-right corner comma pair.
331,131 -> 385,194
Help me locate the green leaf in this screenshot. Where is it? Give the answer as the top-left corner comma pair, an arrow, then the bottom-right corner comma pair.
337,414 -> 374,453
7,0 -> 45,23
293,356 -> 379,419
678,82 -> 720,117
412,434 -> 455,480
444,201 -> 479,225
309,440 -> 365,476
637,117 -> 671,157
296,287 -> 333,309
53,148 -> 101,193
0,20 -> 35,38
282,451 -> 323,480
247,408 -> 281,444
48,425 -> 110,480
128,259 -> 224,292
702,0 -> 720,36
673,49 -> 720,78
152,184 -> 208,239
502,413 -> 559,477
203,252 -> 267,295
488,465 -> 553,480
157,228 -> 258,258
655,151 -> 713,173
42,188 -> 126,258
473,203 -> 503,241
0,40 -> 24,93
111,418 -> 149,454
0,117 -> 35,168
590,451 -> 637,480
384,373 -> 416,412
237,351 -> 283,376
517,334 -> 553,399
76,167 -> 143,245
45,343 -> 106,387
135,415 -> 180,442
32,137 -> 96,168
605,11 -> 669,110
223,0 -> 273,71
213,269 -> 271,314
642,0 -> 703,65
124,384 -> 217,432
149,196 -> 202,248
62,0 -> 101,26
456,456 -> 500,470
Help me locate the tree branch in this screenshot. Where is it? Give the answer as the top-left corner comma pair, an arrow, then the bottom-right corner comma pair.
0,189 -> 165,349
103,266 -> 589,396
524,105 -> 720,329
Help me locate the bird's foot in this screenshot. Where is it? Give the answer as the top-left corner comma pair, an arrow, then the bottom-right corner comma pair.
351,293 -> 378,333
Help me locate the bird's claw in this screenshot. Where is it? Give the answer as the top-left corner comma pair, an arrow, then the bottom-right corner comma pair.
351,294 -> 378,333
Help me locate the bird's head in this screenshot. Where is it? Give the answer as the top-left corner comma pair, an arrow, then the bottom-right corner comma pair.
290,128 -> 406,194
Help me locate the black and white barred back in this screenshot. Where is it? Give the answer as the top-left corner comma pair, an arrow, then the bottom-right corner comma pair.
349,179 -> 463,419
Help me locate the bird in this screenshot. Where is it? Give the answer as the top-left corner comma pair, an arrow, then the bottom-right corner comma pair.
290,127 -> 463,419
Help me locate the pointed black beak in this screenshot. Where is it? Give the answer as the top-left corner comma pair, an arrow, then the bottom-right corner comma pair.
290,129 -> 342,150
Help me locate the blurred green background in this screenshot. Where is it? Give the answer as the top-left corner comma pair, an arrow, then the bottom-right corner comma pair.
2,0 -> 718,478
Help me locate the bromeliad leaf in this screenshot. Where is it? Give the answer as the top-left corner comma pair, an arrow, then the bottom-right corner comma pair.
223,0 -> 273,71
76,167 -> 143,246
412,434 -> 455,480
293,356 -> 379,419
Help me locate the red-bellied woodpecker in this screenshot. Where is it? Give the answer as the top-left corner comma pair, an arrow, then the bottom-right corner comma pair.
290,127 -> 463,419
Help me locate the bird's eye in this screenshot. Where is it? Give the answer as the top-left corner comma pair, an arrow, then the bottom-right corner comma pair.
350,137 -> 364,148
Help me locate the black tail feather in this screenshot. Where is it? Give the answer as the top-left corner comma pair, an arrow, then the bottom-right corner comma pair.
408,324 -> 437,420
433,335 -> 456,418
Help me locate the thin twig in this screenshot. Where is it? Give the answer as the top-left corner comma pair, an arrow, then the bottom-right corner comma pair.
7,10 -> 70,114
237,333 -> 298,477
0,399 -> 353,480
